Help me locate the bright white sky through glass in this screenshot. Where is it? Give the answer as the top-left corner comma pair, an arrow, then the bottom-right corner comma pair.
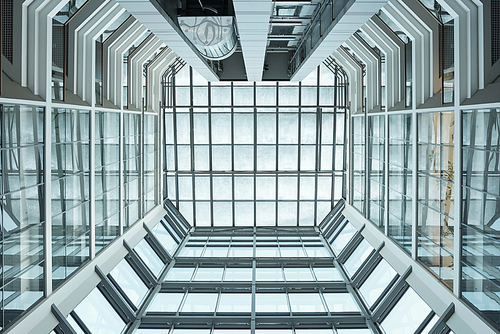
165,64 -> 347,227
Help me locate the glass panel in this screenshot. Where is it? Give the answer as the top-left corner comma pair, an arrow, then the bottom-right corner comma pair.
165,267 -> 195,281
280,247 -> 306,257
255,293 -> 289,313
74,288 -> 125,333
217,293 -> 252,313
283,268 -> 314,281
380,288 -> 432,334
147,292 -> 185,313
193,267 -> 224,281
289,293 -> 326,313
322,293 -> 360,312
256,268 -> 284,281
256,247 -> 280,257
331,223 -> 357,255
180,293 -> 218,313
228,247 -> 254,257
151,222 -> 178,255
134,239 -> 164,277
203,246 -> 229,257
344,239 -> 374,277
224,267 -> 253,281
110,259 -> 148,307
359,260 -> 397,307
305,246 -> 330,257
313,267 -> 343,281
179,247 -> 204,257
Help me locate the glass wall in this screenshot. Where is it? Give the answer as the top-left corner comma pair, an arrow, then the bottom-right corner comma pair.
368,115 -> 385,231
350,109 -> 457,291
164,65 -> 347,227
143,114 -> 158,214
387,113 -> 412,253
51,108 -> 90,288
124,113 -> 141,230
417,111 -> 454,290
461,108 -> 500,328
351,115 -> 365,213
0,104 -> 45,329
95,111 -> 120,252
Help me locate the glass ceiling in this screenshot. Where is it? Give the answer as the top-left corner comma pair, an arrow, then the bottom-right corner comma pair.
164,63 -> 347,227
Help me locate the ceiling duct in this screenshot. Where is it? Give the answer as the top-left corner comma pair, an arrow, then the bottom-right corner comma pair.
178,16 -> 238,60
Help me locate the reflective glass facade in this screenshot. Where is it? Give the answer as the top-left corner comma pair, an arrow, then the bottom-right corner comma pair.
0,104 -> 160,329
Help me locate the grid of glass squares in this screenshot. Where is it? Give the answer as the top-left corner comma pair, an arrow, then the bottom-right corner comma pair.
164,65 -> 346,226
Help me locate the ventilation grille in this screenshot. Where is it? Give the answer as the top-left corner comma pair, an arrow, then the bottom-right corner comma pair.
2,0 -> 13,63
438,24 -> 443,77
53,20 -> 65,69
443,21 -> 454,70
493,0 -> 500,65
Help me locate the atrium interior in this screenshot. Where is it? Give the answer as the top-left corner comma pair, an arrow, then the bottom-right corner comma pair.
0,0 -> 500,334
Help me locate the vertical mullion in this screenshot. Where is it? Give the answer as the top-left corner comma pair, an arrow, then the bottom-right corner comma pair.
189,68 -> 195,226
275,82 -> 279,227
453,107 -> 462,296
172,74 -> 180,209
44,104 -> 53,296
315,66 -> 321,225
412,110 -> 418,260
231,82 -> 235,227
119,111 -> 124,235
297,81 -> 301,226
140,109 -> 144,219
208,82 -> 214,227
364,110 -> 369,216
254,82 -> 257,227
251,257 -> 256,334
89,109 -> 95,259
385,112 -> 389,236
332,65 -> 338,205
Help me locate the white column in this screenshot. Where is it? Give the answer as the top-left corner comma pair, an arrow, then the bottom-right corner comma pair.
67,0 -> 111,95
104,18 -> 147,108
383,0 -> 433,108
146,48 -> 177,113
333,48 -> 364,115
362,17 -> 406,109
128,34 -> 164,110
232,0 -> 273,81
75,3 -> 126,104
439,0 -> 484,102
345,37 -> 381,112
22,0 -> 68,100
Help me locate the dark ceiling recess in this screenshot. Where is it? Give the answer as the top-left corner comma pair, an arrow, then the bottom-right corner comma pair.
177,0 -> 234,17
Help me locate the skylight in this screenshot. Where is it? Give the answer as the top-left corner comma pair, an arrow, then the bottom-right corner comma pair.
164,64 -> 347,227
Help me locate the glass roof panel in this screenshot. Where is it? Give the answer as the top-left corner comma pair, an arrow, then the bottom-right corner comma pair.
380,288 -> 432,334
165,65 -> 347,227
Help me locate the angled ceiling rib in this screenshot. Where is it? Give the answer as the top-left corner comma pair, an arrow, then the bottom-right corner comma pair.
116,0 -> 219,82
